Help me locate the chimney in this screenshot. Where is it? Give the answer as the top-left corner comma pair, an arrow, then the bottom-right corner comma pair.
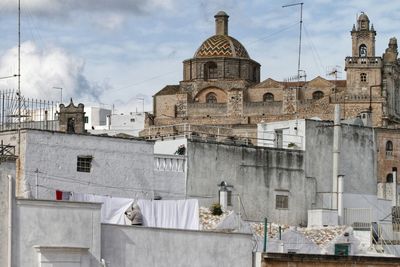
215,11 -> 229,35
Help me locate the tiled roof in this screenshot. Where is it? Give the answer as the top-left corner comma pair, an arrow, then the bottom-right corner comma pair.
194,35 -> 250,59
155,85 -> 180,96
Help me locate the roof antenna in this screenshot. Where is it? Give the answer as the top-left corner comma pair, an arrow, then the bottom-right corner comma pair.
282,2 -> 304,88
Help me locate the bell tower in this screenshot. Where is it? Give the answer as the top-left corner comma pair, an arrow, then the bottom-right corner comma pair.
351,12 -> 376,57
345,12 -> 382,96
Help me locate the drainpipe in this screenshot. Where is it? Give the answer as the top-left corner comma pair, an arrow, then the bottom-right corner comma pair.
392,169 -> 397,207
8,175 -> 13,267
338,175 -> 344,224
332,104 -> 341,210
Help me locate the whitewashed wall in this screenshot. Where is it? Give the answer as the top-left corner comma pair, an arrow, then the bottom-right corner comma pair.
13,199 -> 102,267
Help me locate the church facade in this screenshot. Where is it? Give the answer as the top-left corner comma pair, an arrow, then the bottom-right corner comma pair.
142,11 -> 400,140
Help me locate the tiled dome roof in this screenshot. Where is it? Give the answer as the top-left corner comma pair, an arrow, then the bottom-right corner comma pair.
194,35 -> 250,59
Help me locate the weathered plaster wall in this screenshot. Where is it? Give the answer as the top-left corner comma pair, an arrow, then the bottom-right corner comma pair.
101,224 -> 253,267
0,160 -> 15,266
0,130 -> 183,200
186,140 -> 314,225
304,120 -> 376,208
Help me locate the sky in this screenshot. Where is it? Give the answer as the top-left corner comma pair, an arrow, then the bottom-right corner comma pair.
0,0 -> 399,113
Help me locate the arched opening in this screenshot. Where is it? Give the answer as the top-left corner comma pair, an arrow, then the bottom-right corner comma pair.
359,44 -> 367,57
263,93 -> 274,102
387,173 -> 393,183
360,73 -> 367,82
312,91 -> 324,100
206,92 -> 218,103
204,62 -> 218,80
386,140 -> 393,156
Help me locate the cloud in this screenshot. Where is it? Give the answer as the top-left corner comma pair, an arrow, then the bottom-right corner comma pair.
0,0 -> 176,17
0,41 -> 108,102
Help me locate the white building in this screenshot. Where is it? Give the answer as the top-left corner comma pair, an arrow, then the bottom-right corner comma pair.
257,119 -> 307,150
84,106 -> 146,137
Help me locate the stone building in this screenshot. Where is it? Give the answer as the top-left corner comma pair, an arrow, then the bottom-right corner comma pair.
58,99 -> 86,134
142,12 -> 400,141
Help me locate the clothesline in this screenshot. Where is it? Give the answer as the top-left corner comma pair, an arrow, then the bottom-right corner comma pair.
56,190 -> 200,230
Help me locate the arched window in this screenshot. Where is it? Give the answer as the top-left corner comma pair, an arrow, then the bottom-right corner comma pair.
360,73 -> 367,82
312,91 -> 324,100
387,173 -> 393,183
386,140 -> 393,156
206,92 -> 217,103
359,44 -> 367,57
204,62 -> 218,80
263,93 -> 274,102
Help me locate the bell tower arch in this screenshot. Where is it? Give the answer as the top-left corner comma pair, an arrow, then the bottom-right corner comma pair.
351,12 -> 376,57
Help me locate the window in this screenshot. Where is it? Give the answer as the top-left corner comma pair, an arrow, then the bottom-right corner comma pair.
360,73 -> 367,82
312,91 -> 324,100
263,93 -> 274,102
130,118 -> 135,122
206,92 -> 218,103
359,44 -> 367,57
77,156 -> 92,173
386,140 -> 393,156
204,62 -> 218,80
276,195 -> 288,209
84,116 -> 89,123
387,173 -> 393,183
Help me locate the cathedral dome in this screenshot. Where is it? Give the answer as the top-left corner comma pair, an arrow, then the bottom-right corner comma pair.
194,35 -> 250,59
193,11 -> 250,59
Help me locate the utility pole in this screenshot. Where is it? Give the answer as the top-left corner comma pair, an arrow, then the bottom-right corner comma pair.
16,0 -> 22,198
283,2 -> 304,85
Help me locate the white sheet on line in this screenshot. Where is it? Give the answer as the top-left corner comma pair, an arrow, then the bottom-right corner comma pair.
71,193 -> 199,230
72,193 -> 133,225
137,199 -> 199,230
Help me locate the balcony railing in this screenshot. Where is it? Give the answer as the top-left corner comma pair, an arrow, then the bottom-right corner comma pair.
345,57 -> 382,66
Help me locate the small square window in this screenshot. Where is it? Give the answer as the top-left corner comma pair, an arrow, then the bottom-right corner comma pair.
77,156 -> 92,173
130,118 -> 135,122
276,195 -> 288,209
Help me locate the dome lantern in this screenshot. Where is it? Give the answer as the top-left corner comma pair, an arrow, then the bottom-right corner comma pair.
215,11 -> 229,36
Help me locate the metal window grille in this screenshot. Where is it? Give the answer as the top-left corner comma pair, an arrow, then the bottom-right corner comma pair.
276,195 -> 288,209
77,156 -> 92,173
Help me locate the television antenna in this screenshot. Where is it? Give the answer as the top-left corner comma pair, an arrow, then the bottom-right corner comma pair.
326,66 -> 342,101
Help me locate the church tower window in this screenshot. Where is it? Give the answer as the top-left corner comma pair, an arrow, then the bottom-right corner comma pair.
386,173 -> 393,183
312,91 -> 324,100
386,140 -> 393,156
359,44 -> 367,57
204,62 -> 218,80
263,93 -> 274,102
206,92 -> 218,103
360,73 -> 367,82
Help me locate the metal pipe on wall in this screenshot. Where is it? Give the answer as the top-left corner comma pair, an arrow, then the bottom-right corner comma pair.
332,104 -> 341,210
338,175 -> 344,224
392,169 -> 397,207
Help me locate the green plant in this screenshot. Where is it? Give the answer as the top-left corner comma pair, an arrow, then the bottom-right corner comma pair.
210,203 -> 223,216
288,142 -> 297,148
